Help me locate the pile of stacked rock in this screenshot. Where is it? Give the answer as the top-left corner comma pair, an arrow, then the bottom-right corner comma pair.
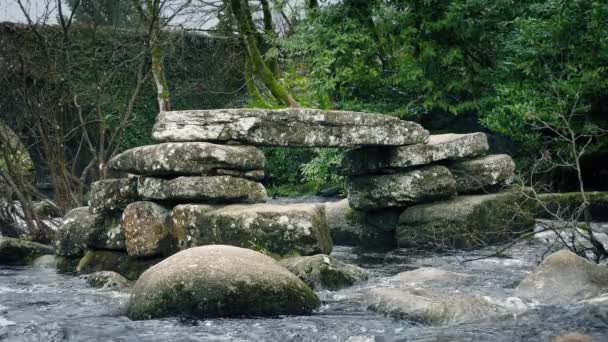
340,132 -> 533,248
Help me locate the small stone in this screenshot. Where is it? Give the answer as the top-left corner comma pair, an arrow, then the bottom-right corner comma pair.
347,165 -> 456,211
108,142 -> 265,180
80,271 -> 131,290
89,178 -> 139,214
55,207 -> 96,257
169,203 -> 332,256
137,176 -> 267,204
450,154 -> 515,194
279,254 -> 367,290
126,245 -> 320,319
0,237 -> 54,265
343,133 -> 489,175
515,249 -> 608,304
152,108 -> 429,147
122,201 -> 171,258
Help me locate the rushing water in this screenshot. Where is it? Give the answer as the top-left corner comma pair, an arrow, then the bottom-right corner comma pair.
2,237 -> 608,341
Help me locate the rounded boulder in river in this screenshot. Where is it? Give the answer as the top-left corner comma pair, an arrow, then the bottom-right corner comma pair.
126,245 -> 320,320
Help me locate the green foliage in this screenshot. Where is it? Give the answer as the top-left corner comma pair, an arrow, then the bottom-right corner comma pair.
301,148 -> 345,193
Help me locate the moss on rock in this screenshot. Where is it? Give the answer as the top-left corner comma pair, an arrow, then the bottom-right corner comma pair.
77,250 -> 160,280
0,236 -> 54,265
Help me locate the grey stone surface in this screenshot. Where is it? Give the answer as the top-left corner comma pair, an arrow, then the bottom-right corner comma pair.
77,250 -> 160,280
88,213 -> 127,251
55,207 -> 96,257
108,142 -> 265,181
515,249 -> 608,305
0,236 -> 54,265
450,154 -> 515,194
279,254 -> 367,290
79,271 -> 131,290
126,245 -> 320,319
347,165 -> 456,211
343,133 -> 489,175
89,178 -> 139,214
137,176 -> 267,204
169,203 -> 332,256
122,201 -> 171,258
397,192 -> 535,249
152,108 -> 429,147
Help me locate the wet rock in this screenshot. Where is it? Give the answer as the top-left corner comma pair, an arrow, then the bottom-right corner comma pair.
450,154 -> 515,194
126,245 -> 320,319
80,271 -> 131,290
137,176 -> 267,204
343,133 -> 488,175
0,237 -> 54,265
397,192 -> 534,249
87,213 -> 126,251
515,249 -> 608,305
122,201 -> 171,258
55,207 -> 96,257
89,178 -> 139,214
347,165 -> 456,211
31,254 -> 58,268
108,142 -> 265,181
169,203 -> 332,256
324,199 -> 394,247
279,254 -> 367,290
367,288 -> 502,324
77,250 -> 159,280
152,108 -> 429,147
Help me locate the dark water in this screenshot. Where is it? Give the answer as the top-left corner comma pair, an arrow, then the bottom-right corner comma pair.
1,243 -> 608,341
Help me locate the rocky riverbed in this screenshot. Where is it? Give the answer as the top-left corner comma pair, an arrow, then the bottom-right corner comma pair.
2,233 -> 607,341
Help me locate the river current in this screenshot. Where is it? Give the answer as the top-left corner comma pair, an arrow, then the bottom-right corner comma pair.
1,232 -> 608,341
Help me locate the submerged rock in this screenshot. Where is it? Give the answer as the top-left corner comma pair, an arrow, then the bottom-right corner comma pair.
126,245 -> 320,319
77,250 -> 160,280
89,178 -> 139,214
152,108 -> 429,147
450,154 -> 515,194
397,192 -> 534,249
347,165 -> 456,211
55,207 -> 96,257
279,254 -> 367,290
170,203 -> 332,256
80,271 -> 131,290
108,142 -> 265,180
0,236 -> 54,265
137,176 -> 267,204
122,201 -> 171,258
515,249 -> 608,305
343,133 -> 489,175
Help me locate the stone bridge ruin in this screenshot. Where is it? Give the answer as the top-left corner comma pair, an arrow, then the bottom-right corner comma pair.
57,108 -> 532,278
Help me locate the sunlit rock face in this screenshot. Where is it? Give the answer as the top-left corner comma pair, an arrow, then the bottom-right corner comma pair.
450,154 -> 515,194
342,132 -> 489,175
126,245 -> 320,320
136,175 -> 267,204
152,108 -> 429,147
169,203 -> 332,256
515,249 -> 608,305
396,192 -> 535,249
108,142 -> 265,181
122,201 -> 171,258
347,165 -> 456,211
89,178 -> 139,215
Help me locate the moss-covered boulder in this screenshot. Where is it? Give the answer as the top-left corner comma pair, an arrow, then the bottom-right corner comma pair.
450,154 -> 515,194
279,254 -> 367,290
397,192 -> 534,249
79,271 -> 131,290
515,249 -> 608,305
536,192 -> 608,221
76,250 -> 159,280
170,203 -> 332,256
126,245 -> 320,319
0,236 -> 54,265
89,178 -> 139,214
343,133 -> 488,175
347,165 -> 456,211
108,142 -> 265,180
137,176 -> 267,204
122,201 -> 172,258
55,207 -> 96,257
87,213 -> 127,251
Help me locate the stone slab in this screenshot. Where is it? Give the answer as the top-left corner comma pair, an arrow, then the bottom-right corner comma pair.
450,154 -> 515,194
